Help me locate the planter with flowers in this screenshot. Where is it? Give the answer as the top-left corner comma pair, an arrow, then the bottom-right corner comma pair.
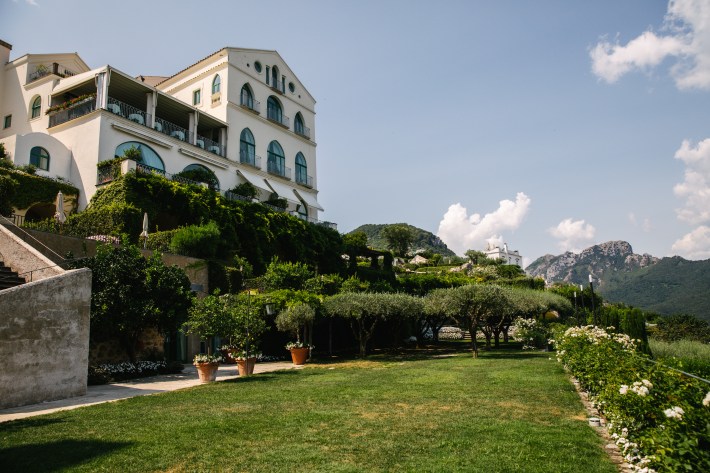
231,349 -> 261,375
222,292 -> 267,377
275,302 -> 317,365
193,353 -> 222,383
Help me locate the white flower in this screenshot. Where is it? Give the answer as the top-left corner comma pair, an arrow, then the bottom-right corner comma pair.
619,385 -> 629,395
704,391 -> 710,407
663,406 -> 684,420
642,379 -> 652,388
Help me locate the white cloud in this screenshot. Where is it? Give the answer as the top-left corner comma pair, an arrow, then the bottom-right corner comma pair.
590,0 -> 710,90
548,218 -> 596,253
629,212 -> 652,232
674,139 -> 710,224
436,192 -> 531,256
671,225 -> 710,259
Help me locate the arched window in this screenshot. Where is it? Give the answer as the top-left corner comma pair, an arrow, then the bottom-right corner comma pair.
212,75 -> 221,95
179,163 -> 220,191
294,113 -> 305,135
240,128 -> 256,166
115,141 -> 165,171
29,146 -> 50,170
30,96 -> 41,119
267,140 -> 285,177
267,96 -> 282,123
295,152 -> 308,186
240,84 -> 253,109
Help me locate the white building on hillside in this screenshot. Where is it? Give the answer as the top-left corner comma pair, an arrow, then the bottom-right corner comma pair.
0,41 -> 326,225
484,242 -> 523,267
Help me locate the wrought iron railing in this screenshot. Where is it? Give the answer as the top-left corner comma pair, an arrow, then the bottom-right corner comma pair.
96,163 -> 122,185
28,62 -> 77,83
267,161 -> 291,180
48,97 -> 96,127
239,151 -> 262,169
154,116 -> 190,143
106,97 -> 147,126
195,134 -> 225,157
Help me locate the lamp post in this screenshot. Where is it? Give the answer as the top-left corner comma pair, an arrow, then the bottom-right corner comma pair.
573,291 -> 577,313
579,284 -> 586,313
589,274 -> 597,326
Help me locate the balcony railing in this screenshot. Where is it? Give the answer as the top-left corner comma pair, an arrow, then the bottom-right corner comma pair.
48,97 -> 96,128
266,110 -> 290,128
29,63 -> 77,83
295,124 -> 311,140
295,173 -> 313,188
96,163 -> 122,185
267,161 -> 291,180
292,212 -> 337,230
153,116 -> 191,143
239,151 -> 262,169
240,92 -> 261,114
195,134 -> 225,157
107,97 -> 148,126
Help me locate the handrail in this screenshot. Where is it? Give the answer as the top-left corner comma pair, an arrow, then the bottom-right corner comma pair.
0,258 -> 90,284
0,214 -> 67,262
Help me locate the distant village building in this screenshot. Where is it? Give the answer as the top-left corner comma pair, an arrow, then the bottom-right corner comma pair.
485,242 -> 522,267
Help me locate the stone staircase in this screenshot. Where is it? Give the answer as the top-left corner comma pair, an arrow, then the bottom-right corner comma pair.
0,261 -> 26,290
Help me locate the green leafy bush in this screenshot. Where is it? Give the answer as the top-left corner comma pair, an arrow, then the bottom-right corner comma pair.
229,182 -> 259,200
146,229 -> 179,252
0,174 -> 18,215
554,326 -> 710,471
169,221 -> 221,259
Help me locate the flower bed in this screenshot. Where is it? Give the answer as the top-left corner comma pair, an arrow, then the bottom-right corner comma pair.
88,361 -> 183,385
553,325 -> 710,472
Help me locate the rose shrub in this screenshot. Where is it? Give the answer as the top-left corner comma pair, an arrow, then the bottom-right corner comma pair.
554,325 -> 709,472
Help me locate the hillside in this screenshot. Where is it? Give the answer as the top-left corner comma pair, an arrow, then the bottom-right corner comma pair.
526,241 -> 710,322
602,256 -> 710,322
349,223 -> 456,257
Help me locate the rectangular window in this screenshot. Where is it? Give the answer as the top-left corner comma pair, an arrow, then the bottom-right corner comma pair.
281,76 -> 285,93
3,115 -> 11,129
265,66 -> 270,85
193,89 -> 201,105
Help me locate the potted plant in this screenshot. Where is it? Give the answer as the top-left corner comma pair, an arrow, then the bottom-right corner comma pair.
276,302 -> 316,365
183,294 -> 231,383
222,293 -> 267,376
193,353 -> 222,383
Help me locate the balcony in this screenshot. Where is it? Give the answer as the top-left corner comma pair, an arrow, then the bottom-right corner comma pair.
48,96 -> 96,127
239,151 -> 262,169
267,161 -> 291,180
29,63 -> 77,83
195,134 -> 225,157
240,92 -> 260,114
295,124 -> 311,140
107,97 -> 148,126
266,110 -> 290,129
295,173 -> 313,188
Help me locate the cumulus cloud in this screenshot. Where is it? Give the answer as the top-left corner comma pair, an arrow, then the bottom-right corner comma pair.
590,0 -> 710,89
674,139 -> 710,224
436,192 -> 531,256
548,218 -> 596,253
672,225 -> 710,259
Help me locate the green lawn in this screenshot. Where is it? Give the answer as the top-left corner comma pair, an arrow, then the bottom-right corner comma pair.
0,350 -> 617,472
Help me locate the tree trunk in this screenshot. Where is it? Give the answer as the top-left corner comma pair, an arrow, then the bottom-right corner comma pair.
503,327 -> 509,343
328,319 -> 333,355
493,328 -> 501,348
469,328 -> 478,358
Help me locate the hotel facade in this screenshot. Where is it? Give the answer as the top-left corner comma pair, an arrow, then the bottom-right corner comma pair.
0,40 -> 325,223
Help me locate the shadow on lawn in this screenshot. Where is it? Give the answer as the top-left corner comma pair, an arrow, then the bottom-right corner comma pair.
0,439 -> 132,472
0,416 -> 65,434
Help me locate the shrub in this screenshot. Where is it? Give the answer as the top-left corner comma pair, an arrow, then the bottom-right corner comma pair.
229,182 -> 259,200
169,221 -> 221,258
554,325 -> 710,471
0,174 -> 18,215
146,229 -> 179,253
512,317 -> 549,349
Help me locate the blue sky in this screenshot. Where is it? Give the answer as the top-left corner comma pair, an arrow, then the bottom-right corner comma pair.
3,0 -> 710,263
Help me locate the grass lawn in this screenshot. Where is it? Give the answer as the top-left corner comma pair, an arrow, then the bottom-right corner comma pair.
0,349 -> 617,472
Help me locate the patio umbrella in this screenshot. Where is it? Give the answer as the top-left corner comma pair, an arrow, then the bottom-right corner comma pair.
140,212 -> 149,249
54,191 -> 66,224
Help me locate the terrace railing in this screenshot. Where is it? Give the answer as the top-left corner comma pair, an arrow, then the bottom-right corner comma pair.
48,97 -> 96,128
266,110 -> 290,129
195,134 -> 225,157
295,173 -> 313,188
106,97 -> 148,126
29,63 -> 77,83
153,116 -> 190,143
240,92 -> 261,114
295,124 -> 311,140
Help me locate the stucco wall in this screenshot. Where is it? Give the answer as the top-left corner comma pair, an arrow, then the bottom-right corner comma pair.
0,268 -> 92,409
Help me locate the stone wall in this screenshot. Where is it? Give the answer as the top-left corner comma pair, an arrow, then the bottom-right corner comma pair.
0,224 -> 63,281
0,268 -> 92,409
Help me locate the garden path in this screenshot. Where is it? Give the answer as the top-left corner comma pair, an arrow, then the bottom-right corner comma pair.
0,361 -> 301,423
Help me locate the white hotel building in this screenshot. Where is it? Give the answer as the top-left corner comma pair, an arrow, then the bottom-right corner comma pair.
0,40 -> 325,223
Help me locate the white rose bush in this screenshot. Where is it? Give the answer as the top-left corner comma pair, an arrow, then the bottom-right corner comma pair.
553,325 -> 710,472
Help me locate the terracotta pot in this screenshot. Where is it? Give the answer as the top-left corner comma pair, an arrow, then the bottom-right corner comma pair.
290,347 -> 309,365
236,357 -> 256,376
221,349 -> 237,364
195,362 -> 219,383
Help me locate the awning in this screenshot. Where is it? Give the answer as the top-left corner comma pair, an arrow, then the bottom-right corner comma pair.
263,178 -> 300,206
236,169 -> 271,194
293,188 -> 324,212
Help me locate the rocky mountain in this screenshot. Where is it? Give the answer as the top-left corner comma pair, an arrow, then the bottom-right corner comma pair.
349,224 -> 456,257
525,241 -> 658,288
526,241 -> 710,322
